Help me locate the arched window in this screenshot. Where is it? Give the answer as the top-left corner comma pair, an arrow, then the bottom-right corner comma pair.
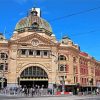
58,55 -> 66,61
0,53 -> 8,60
31,22 -> 39,29
20,66 -> 48,78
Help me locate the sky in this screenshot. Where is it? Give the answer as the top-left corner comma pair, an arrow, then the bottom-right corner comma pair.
0,0 -> 100,61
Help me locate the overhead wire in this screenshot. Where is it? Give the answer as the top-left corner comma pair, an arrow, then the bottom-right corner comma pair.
50,6 -> 100,22
68,29 -> 100,37
49,6 -> 100,39
56,29 -> 100,40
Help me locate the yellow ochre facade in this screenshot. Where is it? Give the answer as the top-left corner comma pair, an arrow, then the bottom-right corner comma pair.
0,8 -> 100,92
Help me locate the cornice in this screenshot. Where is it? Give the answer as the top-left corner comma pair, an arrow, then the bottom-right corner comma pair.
58,45 -> 79,53
9,33 -> 57,46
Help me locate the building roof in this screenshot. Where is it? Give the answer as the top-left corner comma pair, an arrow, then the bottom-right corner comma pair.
0,33 -> 7,42
15,8 -> 52,33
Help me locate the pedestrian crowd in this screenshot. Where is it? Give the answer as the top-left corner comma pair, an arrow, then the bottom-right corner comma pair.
0,85 -> 100,97
0,85 -> 56,97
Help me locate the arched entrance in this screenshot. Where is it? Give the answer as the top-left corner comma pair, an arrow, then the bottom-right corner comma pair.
18,66 -> 48,88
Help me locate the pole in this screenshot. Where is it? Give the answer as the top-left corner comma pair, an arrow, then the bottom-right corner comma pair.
62,77 -> 65,94
91,85 -> 92,94
1,74 -> 4,89
1,59 -> 6,89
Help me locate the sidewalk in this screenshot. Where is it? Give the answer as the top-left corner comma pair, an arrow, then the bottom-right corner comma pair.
0,93 -> 73,97
0,91 -> 99,98
0,94 -> 100,100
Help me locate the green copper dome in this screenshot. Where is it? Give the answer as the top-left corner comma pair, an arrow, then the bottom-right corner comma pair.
15,9 -> 52,33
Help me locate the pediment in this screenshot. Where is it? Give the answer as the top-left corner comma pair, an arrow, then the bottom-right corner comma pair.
9,33 -> 57,46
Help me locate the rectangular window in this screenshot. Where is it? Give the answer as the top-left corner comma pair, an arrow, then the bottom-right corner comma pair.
21,49 -> 26,55
44,51 -> 48,56
36,50 -> 40,56
29,50 -> 33,55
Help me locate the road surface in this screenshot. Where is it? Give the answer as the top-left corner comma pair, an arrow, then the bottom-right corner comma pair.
0,95 -> 100,100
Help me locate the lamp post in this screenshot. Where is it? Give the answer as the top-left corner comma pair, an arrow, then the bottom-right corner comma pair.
50,52 -> 58,93
60,76 -> 65,93
76,83 -> 80,95
1,60 -> 6,89
89,78 -> 93,94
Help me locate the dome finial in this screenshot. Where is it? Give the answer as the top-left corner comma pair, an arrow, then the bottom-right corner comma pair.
31,8 -> 38,16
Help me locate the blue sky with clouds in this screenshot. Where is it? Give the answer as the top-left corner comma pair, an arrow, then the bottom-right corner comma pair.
0,0 -> 100,60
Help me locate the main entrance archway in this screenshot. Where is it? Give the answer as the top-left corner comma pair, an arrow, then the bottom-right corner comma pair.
19,66 -> 48,88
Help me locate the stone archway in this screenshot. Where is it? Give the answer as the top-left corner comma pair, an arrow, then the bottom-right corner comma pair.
18,65 -> 49,88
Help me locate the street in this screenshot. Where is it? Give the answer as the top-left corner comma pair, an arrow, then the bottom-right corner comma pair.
0,95 -> 100,100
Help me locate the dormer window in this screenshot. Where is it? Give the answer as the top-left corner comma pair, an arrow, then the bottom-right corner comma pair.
31,22 -> 39,29
0,37 -> 3,40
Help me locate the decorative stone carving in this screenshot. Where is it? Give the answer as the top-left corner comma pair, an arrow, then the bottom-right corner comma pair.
31,39 -> 39,46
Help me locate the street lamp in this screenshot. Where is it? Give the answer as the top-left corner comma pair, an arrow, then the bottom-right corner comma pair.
50,52 -> 59,92
76,83 -> 80,95
89,78 -> 93,94
1,60 -> 6,89
60,76 -> 65,93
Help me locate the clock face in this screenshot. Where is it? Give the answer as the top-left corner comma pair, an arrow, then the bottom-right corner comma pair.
31,39 -> 39,46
